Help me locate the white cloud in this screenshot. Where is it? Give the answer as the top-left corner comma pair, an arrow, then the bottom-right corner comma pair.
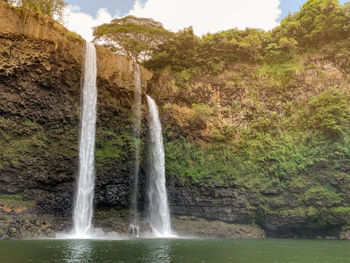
63,6 -> 113,41
129,0 -> 282,35
62,0 -> 282,41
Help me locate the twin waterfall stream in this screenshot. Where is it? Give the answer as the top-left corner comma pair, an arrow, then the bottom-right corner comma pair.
130,63 -> 142,237
146,96 -> 172,237
69,42 -> 172,239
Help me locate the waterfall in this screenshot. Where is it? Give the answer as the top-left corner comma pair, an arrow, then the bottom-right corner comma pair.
72,42 -> 97,237
146,95 -> 172,237
130,63 -> 142,237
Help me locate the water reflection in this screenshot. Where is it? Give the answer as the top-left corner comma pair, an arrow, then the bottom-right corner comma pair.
1,238 -> 350,263
143,239 -> 171,263
64,240 -> 93,263
62,239 -> 172,263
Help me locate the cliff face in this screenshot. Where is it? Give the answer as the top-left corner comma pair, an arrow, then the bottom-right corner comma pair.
149,58 -> 350,238
0,7 -> 82,201
0,2 -> 349,240
0,2 -> 152,237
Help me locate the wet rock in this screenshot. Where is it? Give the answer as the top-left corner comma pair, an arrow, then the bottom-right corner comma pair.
172,216 -> 265,239
339,230 -> 350,240
96,184 -> 129,206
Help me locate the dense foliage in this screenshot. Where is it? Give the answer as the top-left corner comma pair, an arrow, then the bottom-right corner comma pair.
145,0 -> 350,73
162,79 -> 350,227
164,87 -> 350,183
125,1 -> 350,194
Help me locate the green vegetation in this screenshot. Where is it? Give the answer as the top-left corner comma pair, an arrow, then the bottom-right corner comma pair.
152,2 -> 350,209
96,130 -> 133,164
258,59 -> 299,90
333,207 -> 350,213
303,186 -> 342,207
93,16 -> 171,62
0,194 -> 35,208
300,88 -> 350,138
165,130 -> 350,185
143,0 -> 350,76
52,22 -> 82,42
163,81 -> 349,225
5,0 -> 67,22
0,117 -> 77,169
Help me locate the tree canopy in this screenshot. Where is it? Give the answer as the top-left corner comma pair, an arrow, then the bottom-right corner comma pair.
145,0 -> 350,73
93,16 -> 172,62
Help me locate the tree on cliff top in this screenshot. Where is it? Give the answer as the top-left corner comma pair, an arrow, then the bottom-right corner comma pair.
5,0 -> 67,23
23,0 -> 66,22
93,16 -> 172,62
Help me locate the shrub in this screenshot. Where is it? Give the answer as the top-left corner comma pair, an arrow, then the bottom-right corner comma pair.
301,88 -> 350,138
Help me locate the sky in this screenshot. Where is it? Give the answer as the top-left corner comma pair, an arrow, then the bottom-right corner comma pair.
63,0 -> 348,41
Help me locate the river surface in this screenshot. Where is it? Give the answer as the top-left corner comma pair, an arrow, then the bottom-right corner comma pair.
0,238 -> 349,263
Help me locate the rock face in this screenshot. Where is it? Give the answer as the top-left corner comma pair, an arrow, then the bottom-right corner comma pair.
167,180 -> 349,238
0,25 -> 82,211
172,216 -> 265,238
0,2 -> 151,234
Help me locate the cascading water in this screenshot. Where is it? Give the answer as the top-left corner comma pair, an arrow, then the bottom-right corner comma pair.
130,63 -> 142,237
146,95 -> 172,237
72,42 -> 97,237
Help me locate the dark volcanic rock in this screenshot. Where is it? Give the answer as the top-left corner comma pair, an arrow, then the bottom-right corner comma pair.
0,1 -> 149,227
172,216 -> 265,238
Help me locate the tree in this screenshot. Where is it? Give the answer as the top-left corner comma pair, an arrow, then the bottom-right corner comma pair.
304,88 -> 350,138
296,0 -> 341,44
279,37 -> 298,52
239,34 -> 262,61
330,2 -> 350,38
273,0 -> 349,49
145,27 -> 201,72
200,29 -> 241,68
6,0 -> 67,22
342,2 -> 350,32
93,16 -> 172,62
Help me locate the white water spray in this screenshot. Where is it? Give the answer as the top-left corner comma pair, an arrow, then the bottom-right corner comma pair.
130,63 -> 142,237
146,95 -> 172,237
72,42 -> 97,237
